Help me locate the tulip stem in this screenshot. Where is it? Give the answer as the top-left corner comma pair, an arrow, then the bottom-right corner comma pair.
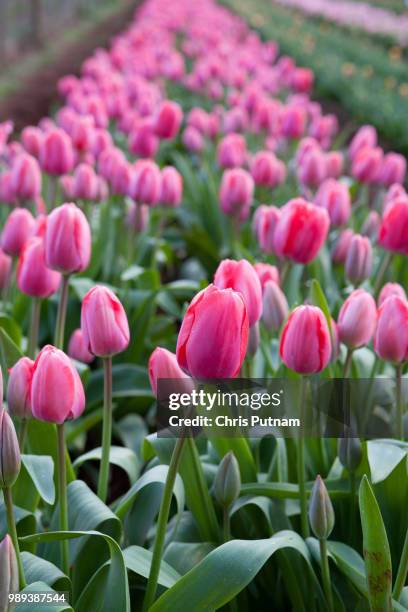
142,435 -> 186,612
393,523 -> 408,600
396,364 -> 404,440
297,376 -> 309,538
54,275 -> 70,349
56,423 -> 69,576
373,251 -> 392,298
97,356 -> 113,503
223,505 -> 231,542
343,349 -> 353,378
3,485 -> 26,589
19,419 -> 28,454
27,297 -> 41,358
319,538 -> 334,612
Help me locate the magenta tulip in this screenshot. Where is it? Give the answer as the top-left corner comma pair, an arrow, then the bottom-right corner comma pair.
219,168 -> 254,222
1,208 -> 35,257
315,179 -> 351,227
10,153 -> 41,202
7,357 -> 35,420
214,258 -> 262,326
17,237 -> 61,298
253,262 -> 280,288
160,166 -> 183,207
337,289 -> 377,349
45,203 -> 91,273
39,128 -> 74,175
68,329 -> 95,364
378,282 -> 407,307
154,101 -> 183,139
378,197 -> 408,255
345,234 -> 373,285
148,347 -> 194,397
374,296 -> 408,364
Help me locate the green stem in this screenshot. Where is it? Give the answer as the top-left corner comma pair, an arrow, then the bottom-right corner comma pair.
27,297 -> 41,358
97,357 -> 113,503
350,471 -> 357,548
3,486 -> 26,589
396,364 -> 404,440
19,419 -> 28,454
57,423 -> 69,576
393,525 -> 408,600
223,505 -> 231,542
319,538 -> 334,612
343,348 -> 354,378
373,251 -> 392,298
297,376 -> 309,538
142,435 -> 186,612
54,275 -> 70,349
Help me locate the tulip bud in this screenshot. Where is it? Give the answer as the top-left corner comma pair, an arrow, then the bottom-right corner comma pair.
176,284 -> 249,379
7,357 -> 35,420
280,305 -> 331,374
128,120 -> 158,159
0,535 -> 19,611
214,451 -> 241,508
291,67 -> 314,93
281,106 -> 306,139
337,289 -> 377,349
250,151 -> 286,188
374,295 -> 408,364
361,211 -> 380,241
148,347 -> 194,397
160,166 -> 183,207
68,329 -> 95,364
1,208 -> 35,257
274,198 -> 330,264
378,197 -> 408,255
0,249 -> 12,291
81,286 -> 130,357
348,125 -> 377,161
338,437 -> 362,473
128,160 -> 161,206
21,126 -> 43,158
384,184 -> 406,211
325,151 -> 344,179
0,408 -> 21,487
345,234 -> 372,285
352,147 -> 383,184
214,259 -> 262,326
17,237 -> 61,298
262,281 -> 288,332
31,345 -> 85,424
219,169 -> 254,223
71,163 -> 99,201
217,133 -> 247,169
378,282 -> 406,307
255,206 -> 281,254
314,179 -> 351,227
332,229 -> 355,265
253,263 -> 280,288
154,100 -> 183,139
182,126 -> 204,153
298,148 -> 327,188
45,203 -> 91,273
378,153 -> 406,187
39,128 -> 74,175
10,153 -> 42,201
308,475 -> 335,540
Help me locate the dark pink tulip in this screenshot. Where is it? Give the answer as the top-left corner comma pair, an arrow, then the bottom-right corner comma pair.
348,125 -> 377,161
31,345 -> 85,424
182,126 -> 204,153
214,258 -> 262,326
39,128 -> 74,175
81,286 -> 130,357
281,106 -> 306,139
262,281 -> 288,332
70,115 -> 95,153
128,120 -> 159,159
160,166 -> 183,207
279,305 -> 331,374
361,211 -> 380,241
176,284 -> 249,379
345,234 -> 372,285
250,151 -> 286,188
274,198 -> 330,264
154,100 -> 183,139
378,197 -> 408,255
71,163 -> 99,201
219,168 -> 254,222
10,153 -> 41,202
325,151 -> 344,179
0,172 -> 16,205
7,357 -> 35,420
379,153 -> 406,187
315,179 -> 351,227
291,67 -> 314,93
68,329 -> 95,364
255,205 -> 281,254
45,203 -> 91,273
128,160 -> 161,206
217,133 -> 247,169
253,262 -> 280,288
378,283 -> 407,307
337,289 -> 377,349
374,296 -> 408,364
148,347 -> 194,397
296,137 -> 320,166
352,147 -> 383,184
21,126 -> 43,158
332,229 -> 355,265
0,249 -> 12,290
1,208 -> 35,257
223,107 -> 248,134
298,148 -> 327,187
17,237 -> 61,298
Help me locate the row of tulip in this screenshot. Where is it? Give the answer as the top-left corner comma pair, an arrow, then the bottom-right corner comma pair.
0,0 -> 407,610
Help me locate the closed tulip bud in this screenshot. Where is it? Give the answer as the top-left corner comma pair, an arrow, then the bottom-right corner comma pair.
378,153 -> 406,187
21,126 -> 43,158
128,120 -> 158,159
308,475 -> 335,540
0,408 -> 21,487
17,237 -> 61,298
378,197 -> 408,255
250,151 -> 286,188
374,295 -> 408,364
291,67 -> 314,93
0,172 -> 16,205
280,305 -> 331,374
325,151 -> 344,179
39,128 -> 74,175
315,179 -> 351,227
361,211 -> 380,241
217,133 -> 247,169
345,235 -> 372,285
281,106 -> 306,140
31,345 -> 85,423
148,347 -> 194,397
45,203 -> 91,273
70,115 -> 95,153
154,100 -> 183,139
1,208 -> 35,257
182,126 -> 204,153
128,160 -> 161,206
338,437 -> 363,473
214,259 -> 262,326
337,289 -> 377,349
71,163 -> 99,201
0,535 -> 18,611
81,286 -> 130,357
274,198 -> 330,264
352,147 -> 383,184
7,357 -> 34,420
256,206 -> 281,254
219,169 -> 254,223
0,249 -> 12,291
378,282 -> 407,307
298,149 -> 327,188
214,451 -> 241,508
10,153 -> 41,201
384,184 -> 406,211
176,284 -> 249,379
349,125 -> 377,161
68,329 -> 95,364
262,281 -> 288,332
160,166 -> 183,207
253,263 -> 280,288
332,229 -> 355,265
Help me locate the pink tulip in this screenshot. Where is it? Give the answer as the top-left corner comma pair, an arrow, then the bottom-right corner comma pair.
68,329 -> 95,364
128,120 -> 159,158
281,106 -> 306,139
279,305 -> 331,374
128,160 -> 161,206
160,166 -> 183,207
7,357 -> 35,420
361,211 -> 380,241
332,229 -> 355,265
378,283 -> 407,307
291,67 -> 314,93
10,154 -> 41,202
337,289 -> 377,348
81,286 -> 130,357
0,249 -> 12,290
0,172 -> 16,205
154,101 -> 183,139
1,208 -> 35,257
315,179 -> 351,226
182,126 -> 204,153
21,126 -> 43,158
325,151 -> 344,179
255,206 -> 281,254
262,281 -> 288,331
71,163 -> 99,201
378,153 -> 406,187
214,259 -> 262,326
345,234 -> 372,285
384,184 -> 406,211
352,147 -> 383,184
45,203 -> 91,273
176,284 -> 248,379
250,151 -> 286,188
31,345 -> 85,424
17,237 -> 61,298
378,197 -> 408,255
39,128 -> 74,175
298,148 -> 327,187
219,168 -> 254,222
253,262 -> 280,288
70,115 -> 95,154
374,296 -> 408,364
217,133 -> 247,169
148,347 -> 194,397
274,198 -> 330,264
349,125 -> 377,161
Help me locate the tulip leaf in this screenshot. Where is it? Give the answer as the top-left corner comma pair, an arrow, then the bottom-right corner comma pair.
367,440 -> 407,484
22,551 -> 70,593
86,364 -> 153,406
0,499 -> 36,545
0,326 -> 23,374
240,479 -> 351,500
22,454 -> 55,505
73,446 -> 140,485
164,543 -> 216,576
359,475 -> 393,612
309,278 -> 334,338
123,545 -> 181,587
19,582 -> 73,612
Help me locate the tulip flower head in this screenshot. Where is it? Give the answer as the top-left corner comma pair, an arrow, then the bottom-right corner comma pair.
337,289 -> 377,349
0,408 -> 21,487
68,329 -> 95,364
17,237 -> 61,298
214,258 -> 262,326
45,203 -> 91,273
7,357 -> 35,420
148,347 -> 194,397
374,295 -> 408,364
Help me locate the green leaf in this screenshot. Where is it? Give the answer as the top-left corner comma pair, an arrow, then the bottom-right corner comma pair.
164,543 -> 215,576
18,582 -> 72,612
359,475 -> 392,611
73,446 -> 140,485
0,326 -> 23,374
309,279 -> 334,341
123,545 -> 181,587
22,552 -> 70,593
367,440 -> 407,484
240,479 -> 351,500
22,454 -> 55,505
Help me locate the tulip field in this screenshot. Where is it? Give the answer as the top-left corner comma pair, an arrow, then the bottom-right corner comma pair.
1,0 -> 408,610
